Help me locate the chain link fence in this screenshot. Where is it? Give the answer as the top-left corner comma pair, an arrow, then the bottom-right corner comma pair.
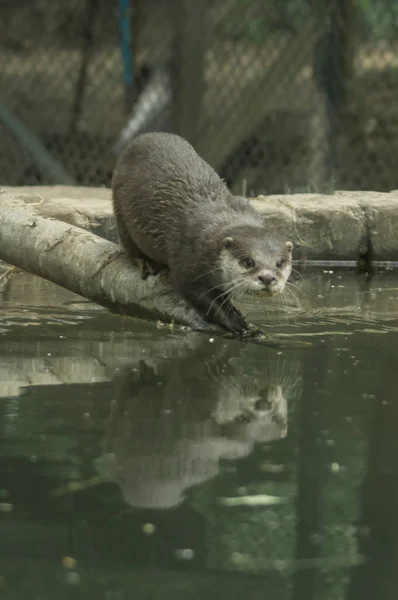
1,0 -> 398,194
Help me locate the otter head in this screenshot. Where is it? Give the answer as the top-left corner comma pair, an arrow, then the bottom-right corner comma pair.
218,226 -> 293,297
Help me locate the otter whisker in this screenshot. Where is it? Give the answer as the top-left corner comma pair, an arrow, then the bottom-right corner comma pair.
283,281 -> 300,301
279,289 -> 297,312
207,283 -> 240,315
201,278 -> 246,316
217,290 -> 242,317
219,274 -> 247,295
272,288 -> 288,315
291,268 -> 304,281
287,280 -> 304,296
197,282 -> 226,302
208,293 -> 229,314
220,276 -> 248,301
232,281 -> 250,303
279,292 -> 292,322
213,278 -> 247,313
188,266 -> 222,285
279,288 -> 292,307
211,277 -> 249,317
285,282 -> 304,308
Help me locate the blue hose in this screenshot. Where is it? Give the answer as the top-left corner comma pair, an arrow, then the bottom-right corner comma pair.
0,102 -> 76,185
118,0 -> 134,111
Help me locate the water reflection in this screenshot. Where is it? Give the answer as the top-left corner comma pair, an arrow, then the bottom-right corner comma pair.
2,268 -> 398,599
101,343 -> 302,509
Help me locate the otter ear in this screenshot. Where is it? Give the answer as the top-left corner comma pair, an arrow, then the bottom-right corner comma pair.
286,241 -> 293,254
223,236 -> 235,249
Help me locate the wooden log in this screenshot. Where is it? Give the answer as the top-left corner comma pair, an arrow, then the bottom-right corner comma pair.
0,195 -> 218,331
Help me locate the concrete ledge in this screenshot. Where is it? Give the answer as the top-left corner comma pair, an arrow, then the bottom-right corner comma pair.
0,186 -> 117,243
251,192 -> 368,261
1,186 -> 398,261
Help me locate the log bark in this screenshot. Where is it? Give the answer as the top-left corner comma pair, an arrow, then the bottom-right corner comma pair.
0,195 -> 218,331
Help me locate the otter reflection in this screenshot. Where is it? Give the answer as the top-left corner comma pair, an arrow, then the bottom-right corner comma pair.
101,343 -> 302,510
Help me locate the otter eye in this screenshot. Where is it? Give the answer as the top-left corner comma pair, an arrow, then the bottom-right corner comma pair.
276,260 -> 284,269
244,258 -> 255,269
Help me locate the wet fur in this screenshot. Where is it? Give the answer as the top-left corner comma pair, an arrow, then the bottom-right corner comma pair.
112,132 -> 292,335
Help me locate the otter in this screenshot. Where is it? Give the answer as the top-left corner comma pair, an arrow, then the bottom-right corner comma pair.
112,132 -> 293,335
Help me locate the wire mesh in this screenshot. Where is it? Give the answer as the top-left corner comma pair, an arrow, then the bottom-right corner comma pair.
0,0 -> 398,194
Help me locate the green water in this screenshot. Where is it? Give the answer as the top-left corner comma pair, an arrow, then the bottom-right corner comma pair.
1,268 -> 398,599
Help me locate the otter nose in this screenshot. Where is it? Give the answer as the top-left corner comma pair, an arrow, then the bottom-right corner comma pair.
258,274 -> 276,286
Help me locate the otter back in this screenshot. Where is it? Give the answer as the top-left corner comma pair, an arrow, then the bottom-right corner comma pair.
112,132 -> 233,264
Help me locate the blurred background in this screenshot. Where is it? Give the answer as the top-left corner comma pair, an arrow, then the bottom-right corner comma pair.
0,0 -> 397,195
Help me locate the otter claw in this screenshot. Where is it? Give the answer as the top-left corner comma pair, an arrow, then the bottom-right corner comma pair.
240,325 -> 265,339
140,266 -> 150,281
140,260 -> 168,280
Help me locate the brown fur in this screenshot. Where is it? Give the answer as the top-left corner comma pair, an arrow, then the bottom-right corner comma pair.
112,132 -> 293,334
